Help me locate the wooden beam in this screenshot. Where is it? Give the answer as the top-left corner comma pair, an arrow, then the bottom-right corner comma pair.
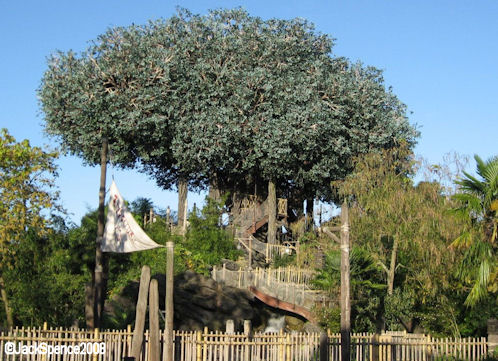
248,286 -> 314,322
131,266 -> 150,360
149,279 -> 160,361
340,202 -> 351,361
165,242 -> 174,361
321,227 -> 340,244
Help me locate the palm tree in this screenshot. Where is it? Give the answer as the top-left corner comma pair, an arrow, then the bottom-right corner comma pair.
452,155 -> 498,306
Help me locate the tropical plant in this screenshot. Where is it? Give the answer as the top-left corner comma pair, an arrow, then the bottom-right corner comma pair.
313,246 -> 385,332
451,154 -> 498,306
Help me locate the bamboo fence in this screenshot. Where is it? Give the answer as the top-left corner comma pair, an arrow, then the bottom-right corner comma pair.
0,327 -> 489,361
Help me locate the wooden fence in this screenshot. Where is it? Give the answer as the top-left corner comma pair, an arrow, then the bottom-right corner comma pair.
0,327 -> 489,361
213,266 -> 317,286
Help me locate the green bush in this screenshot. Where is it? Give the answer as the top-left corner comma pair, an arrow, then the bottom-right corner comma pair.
183,197 -> 241,274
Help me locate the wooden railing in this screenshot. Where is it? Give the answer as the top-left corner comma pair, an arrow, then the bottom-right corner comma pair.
237,236 -> 299,263
212,266 -> 328,309
0,327 -> 489,361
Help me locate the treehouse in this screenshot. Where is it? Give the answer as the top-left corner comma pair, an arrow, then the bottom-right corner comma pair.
229,193 -> 300,263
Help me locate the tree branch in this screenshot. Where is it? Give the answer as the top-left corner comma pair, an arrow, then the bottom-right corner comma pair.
321,226 -> 340,244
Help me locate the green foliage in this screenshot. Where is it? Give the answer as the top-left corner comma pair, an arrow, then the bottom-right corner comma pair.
0,188 -> 244,328
0,129 -> 61,326
313,246 -> 385,332
183,197 -> 241,274
0,128 -> 60,266
4,222 -> 88,327
335,147 -> 484,335
294,231 -> 324,268
384,288 -> 416,331
451,154 -> 498,306
314,306 -> 340,332
456,293 -> 497,337
271,254 -> 296,268
130,197 -> 154,224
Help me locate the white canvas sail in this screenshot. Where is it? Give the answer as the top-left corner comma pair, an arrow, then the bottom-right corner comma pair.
102,181 -> 162,253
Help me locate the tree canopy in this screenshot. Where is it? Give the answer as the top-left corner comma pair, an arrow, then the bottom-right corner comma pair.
39,8 -> 418,201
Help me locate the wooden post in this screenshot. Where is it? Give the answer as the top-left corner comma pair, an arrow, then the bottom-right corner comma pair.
131,266 -> 151,360
249,237 -> 253,269
92,328 -> 99,361
320,331 -> 329,361
226,320 -> 235,334
244,320 -> 252,361
127,324 -> 132,356
177,178 -> 188,234
166,206 -> 171,231
372,333 -> 379,361
196,330 -> 202,361
94,138 -> 108,329
340,201 -> 351,361
165,242 -> 175,361
149,279 -> 160,361
488,319 -> 498,355
244,320 -> 252,337
279,329 -> 285,361
41,322 -> 48,361
267,180 -> 277,244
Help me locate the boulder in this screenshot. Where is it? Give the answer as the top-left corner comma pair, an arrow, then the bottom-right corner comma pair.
105,270 -> 257,331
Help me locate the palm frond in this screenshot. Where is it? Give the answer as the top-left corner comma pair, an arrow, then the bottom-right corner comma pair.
474,154 -> 487,179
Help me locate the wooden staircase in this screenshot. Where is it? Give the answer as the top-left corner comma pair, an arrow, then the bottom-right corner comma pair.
232,196 -> 293,262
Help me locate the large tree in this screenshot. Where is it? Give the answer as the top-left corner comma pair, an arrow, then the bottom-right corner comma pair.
140,9 -> 418,243
39,8 -> 418,244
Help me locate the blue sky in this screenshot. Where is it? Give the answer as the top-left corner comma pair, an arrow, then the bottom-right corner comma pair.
1,1 -> 497,224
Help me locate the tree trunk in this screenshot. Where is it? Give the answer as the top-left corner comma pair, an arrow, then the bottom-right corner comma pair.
177,178 -> 188,235
306,198 -> 314,231
84,279 -> 94,329
0,276 -> 13,328
340,201 -> 351,361
94,138 -> 108,329
208,174 -> 221,202
387,236 -> 399,296
267,179 -> 277,244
